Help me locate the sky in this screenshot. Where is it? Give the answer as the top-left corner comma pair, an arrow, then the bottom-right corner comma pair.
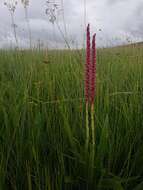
0,0 -> 143,49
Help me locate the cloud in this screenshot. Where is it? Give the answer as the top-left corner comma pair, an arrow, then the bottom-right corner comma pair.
106,0 -> 126,5
124,2 -> 143,38
0,0 -> 143,49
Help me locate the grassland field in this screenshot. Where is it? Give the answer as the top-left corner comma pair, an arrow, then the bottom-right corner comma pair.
0,44 -> 143,189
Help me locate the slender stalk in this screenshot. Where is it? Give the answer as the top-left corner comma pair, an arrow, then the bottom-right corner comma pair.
84,0 -> 87,29
24,7 -> 32,49
83,0 -> 87,48
4,1 -> 18,48
61,0 -> 67,39
91,103 -> 95,145
56,21 -> 71,49
45,0 -> 70,49
90,104 -> 95,182
86,102 -> 89,149
10,12 -> 18,48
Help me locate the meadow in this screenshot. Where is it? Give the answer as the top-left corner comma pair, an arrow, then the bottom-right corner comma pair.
0,44 -> 143,189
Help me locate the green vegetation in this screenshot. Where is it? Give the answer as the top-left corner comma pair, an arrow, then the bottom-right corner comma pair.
0,45 -> 143,189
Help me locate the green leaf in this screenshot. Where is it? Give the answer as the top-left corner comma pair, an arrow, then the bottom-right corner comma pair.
133,182 -> 143,190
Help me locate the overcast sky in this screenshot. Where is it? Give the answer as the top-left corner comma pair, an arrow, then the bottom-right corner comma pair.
0,0 -> 143,49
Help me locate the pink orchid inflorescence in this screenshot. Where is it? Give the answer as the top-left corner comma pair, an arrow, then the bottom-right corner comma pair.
85,24 -> 96,105
85,24 -> 91,103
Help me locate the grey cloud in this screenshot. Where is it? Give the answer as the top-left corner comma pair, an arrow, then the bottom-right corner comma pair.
123,2 -> 143,39
107,0 -> 125,5
0,0 -> 143,49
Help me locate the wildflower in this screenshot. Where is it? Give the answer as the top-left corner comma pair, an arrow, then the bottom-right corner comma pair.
85,24 -> 91,103
85,24 -> 96,105
85,24 -> 97,148
90,33 -> 96,105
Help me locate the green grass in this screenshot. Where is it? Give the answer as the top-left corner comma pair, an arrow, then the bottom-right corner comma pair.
0,45 -> 143,189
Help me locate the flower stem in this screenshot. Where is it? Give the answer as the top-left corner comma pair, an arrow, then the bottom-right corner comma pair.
91,103 -> 95,145
86,102 -> 89,149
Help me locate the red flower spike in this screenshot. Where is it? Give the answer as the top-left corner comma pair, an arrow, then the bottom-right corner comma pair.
90,33 -> 96,104
85,24 -> 91,103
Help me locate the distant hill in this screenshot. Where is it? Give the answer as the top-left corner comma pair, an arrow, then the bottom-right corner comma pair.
125,41 -> 143,47
118,41 -> 143,48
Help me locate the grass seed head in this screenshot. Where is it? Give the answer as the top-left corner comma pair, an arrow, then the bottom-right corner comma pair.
21,0 -> 29,8
4,0 -> 18,12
